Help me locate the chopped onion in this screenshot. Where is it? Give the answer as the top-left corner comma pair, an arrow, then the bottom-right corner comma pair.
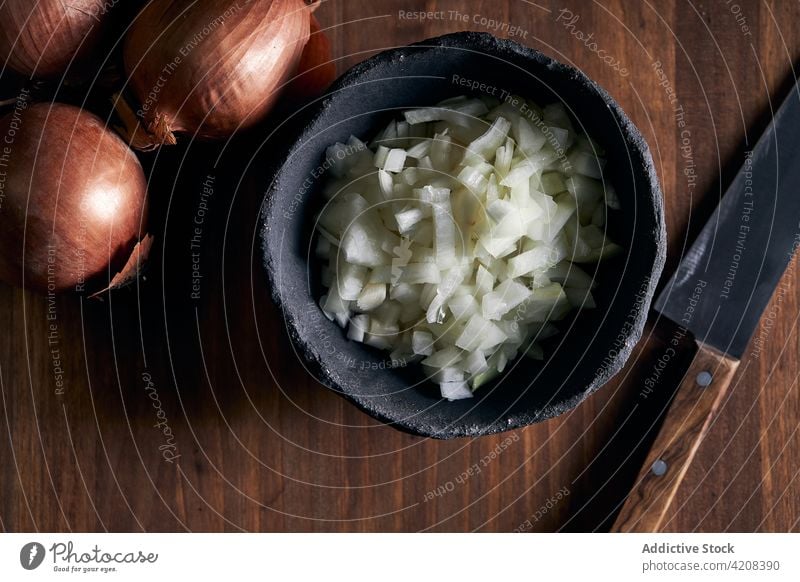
348,315 -> 369,342
315,95 -> 621,400
383,148 -> 407,173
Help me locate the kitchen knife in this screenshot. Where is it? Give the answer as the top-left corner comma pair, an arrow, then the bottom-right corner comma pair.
612,82 -> 800,532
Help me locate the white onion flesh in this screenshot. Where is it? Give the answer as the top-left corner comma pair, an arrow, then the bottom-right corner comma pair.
315,94 -> 620,400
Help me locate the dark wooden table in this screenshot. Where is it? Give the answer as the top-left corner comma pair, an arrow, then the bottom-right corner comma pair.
1,0 -> 799,532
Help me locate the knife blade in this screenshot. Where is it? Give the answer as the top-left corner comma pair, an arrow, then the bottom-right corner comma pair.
612,81 -> 800,532
656,85 -> 800,358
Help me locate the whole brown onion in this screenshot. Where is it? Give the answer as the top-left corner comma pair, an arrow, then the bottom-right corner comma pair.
286,15 -> 337,102
0,102 -> 148,293
0,0 -> 111,78
123,0 -> 315,144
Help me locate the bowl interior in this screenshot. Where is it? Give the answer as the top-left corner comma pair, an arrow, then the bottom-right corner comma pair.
261,32 -> 664,438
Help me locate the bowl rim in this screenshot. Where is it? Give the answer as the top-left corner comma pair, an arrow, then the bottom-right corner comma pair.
260,31 -> 667,438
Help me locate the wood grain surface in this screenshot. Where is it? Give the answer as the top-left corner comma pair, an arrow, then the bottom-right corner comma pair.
1,0 -> 799,532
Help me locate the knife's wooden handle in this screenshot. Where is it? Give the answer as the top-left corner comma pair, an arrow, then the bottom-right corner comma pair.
611,342 -> 739,532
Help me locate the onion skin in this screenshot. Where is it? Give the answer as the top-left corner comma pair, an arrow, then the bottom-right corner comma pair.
0,0 -> 110,78
123,0 -> 313,142
286,15 -> 337,102
0,103 -> 148,293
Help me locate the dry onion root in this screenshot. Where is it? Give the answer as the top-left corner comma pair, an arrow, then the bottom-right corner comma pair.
0,103 -> 149,294
0,0 -> 113,79
120,0 -> 316,148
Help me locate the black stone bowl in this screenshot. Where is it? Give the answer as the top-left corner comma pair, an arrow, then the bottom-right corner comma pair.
260,32 -> 665,439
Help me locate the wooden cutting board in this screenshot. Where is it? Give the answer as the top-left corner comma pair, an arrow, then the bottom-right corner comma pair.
1,0 -> 798,532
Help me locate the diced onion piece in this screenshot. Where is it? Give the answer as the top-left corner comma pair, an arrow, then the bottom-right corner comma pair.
432,367 -> 465,384
464,350 -> 489,375
547,261 -> 595,288
326,142 -> 355,177
500,160 -> 536,188
336,262 -> 367,300
524,343 -> 544,360
373,300 -> 401,325
406,139 -> 432,159
574,133 -> 605,155
399,301 -> 421,323
369,318 -> 399,344
478,235 -> 517,259
403,109 -> 439,125
457,165 -> 488,194
323,282 -> 350,314
513,117 -> 547,156
427,320 -> 466,346
496,320 -> 524,344
369,120 -> 397,148
506,246 -> 557,278
475,265 -> 495,296
463,116 -> 512,164
486,173 -> 500,205
456,314 -> 507,352
448,294 -> 479,319
547,126 -> 570,151
383,148 -> 407,173
356,283 -> 386,311
373,145 -> 389,168
440,381 -> 473,401
605,183 -> 621,209
426,265 -> 469,324
564,287 -> 596,309
365,334 -> 393,350
430,131 -> 453,170
378,169 -> 394,198
529,193 -> 576,242
575,241 -> 623,263
566,175 -> 604,218
411,246 -> 435,263
315,236 -> 331,259
428,187 -> 457,268
319,295 -> 334,321
518,283 -> 569,323
591,204 -> 606,227
347,315 -> 369,342
390,283 -> 421,304
321,266 -> 333,288
543,103 -> 573,130
419,284 -> 437,310
367,266 -> 392,283
471,365 -> 501,391
482,279 -> 532,320
568,150 -> 606,179
403,98 -> 488,126
533,324 -> 559,343
395,207 -> 424,234
422,346 -> 463,368
412,331 -> 434,356
486,102 -> 520,121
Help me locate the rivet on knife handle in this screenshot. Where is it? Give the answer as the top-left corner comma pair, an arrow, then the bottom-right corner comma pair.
611,342 -> 739,532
